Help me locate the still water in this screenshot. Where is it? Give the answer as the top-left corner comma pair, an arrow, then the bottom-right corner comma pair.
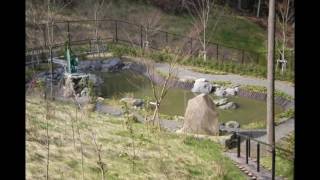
98,70 -> 283,125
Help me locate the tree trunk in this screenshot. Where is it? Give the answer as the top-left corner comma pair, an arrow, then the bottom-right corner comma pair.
267,0 -> 275,148
203,23 -> 206,61
238,0 -> 242,10
256,0 -> 261,18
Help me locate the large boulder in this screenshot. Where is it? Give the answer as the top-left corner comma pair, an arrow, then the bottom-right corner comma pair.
120,97 -> 144,107
78,60 -> 102,71
191,78 -> 214,94
218,102 -> 238,110
62,74 -> 89,98
218,133 -> 238,149
80,87 -> 89,97
122,62 -> 146,73
101,58 -> 125,72
213,98 -> 228,106
225,88 -> 237,96
214,88 -> 226,97
177,93 -> 219,135
225,121 -> 240,129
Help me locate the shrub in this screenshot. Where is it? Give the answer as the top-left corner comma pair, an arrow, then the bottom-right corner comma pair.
106,43 -> 294,82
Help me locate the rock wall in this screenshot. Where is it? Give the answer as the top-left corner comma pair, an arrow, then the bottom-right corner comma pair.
238,88 -> 294,110
142,68 -> 293,110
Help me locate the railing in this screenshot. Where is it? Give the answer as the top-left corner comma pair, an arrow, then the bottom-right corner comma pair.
25,18 -> 294,72
235,132 -> 294,180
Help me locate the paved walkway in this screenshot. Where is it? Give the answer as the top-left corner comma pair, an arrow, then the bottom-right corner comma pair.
155,63 -> 294,97
256,118 -> 294,143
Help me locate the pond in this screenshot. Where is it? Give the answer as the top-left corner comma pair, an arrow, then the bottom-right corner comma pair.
98,70 -> 284,126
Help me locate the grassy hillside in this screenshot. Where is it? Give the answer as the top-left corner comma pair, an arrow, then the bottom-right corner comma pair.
26,96 -> 247,179
104,0 -> 267,52
27,0 -> 267,53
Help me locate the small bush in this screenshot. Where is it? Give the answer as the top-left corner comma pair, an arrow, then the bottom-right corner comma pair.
107,43 -> 294,82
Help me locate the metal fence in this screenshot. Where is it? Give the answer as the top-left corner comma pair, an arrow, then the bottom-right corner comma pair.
235,132 -> 294,180
25,18 -> 294,70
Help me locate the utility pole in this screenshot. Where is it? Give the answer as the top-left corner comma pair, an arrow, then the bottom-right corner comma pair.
267,0 -> 275,148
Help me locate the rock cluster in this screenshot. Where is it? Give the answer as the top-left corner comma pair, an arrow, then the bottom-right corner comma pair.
213,98 -> 238,110
120,97 -> 144,108
214,86 -> 239,97
77,58 -> 125,72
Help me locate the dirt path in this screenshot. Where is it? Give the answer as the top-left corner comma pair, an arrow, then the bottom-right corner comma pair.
255,118 -> 294,143
155,63 -> 294,97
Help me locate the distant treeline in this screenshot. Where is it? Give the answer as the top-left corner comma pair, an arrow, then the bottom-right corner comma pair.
28,0 -> 294,24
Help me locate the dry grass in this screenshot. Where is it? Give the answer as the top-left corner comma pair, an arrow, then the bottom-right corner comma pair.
26,95 -> 246,180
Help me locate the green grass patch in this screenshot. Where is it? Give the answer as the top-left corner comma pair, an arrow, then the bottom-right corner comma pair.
26,95 -> 247,179
261,155 -> 293,180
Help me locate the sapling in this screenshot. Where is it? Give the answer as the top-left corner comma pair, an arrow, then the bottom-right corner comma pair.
121,102 -> 136,172
67,111 -> 76,149
91,131 -> 107,180
71,93 -> 86,180
44,94 -> 50,180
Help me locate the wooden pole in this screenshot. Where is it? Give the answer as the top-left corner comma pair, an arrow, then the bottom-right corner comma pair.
267,0 -> 276,149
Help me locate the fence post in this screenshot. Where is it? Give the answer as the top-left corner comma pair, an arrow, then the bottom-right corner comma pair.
237,135 -> 241,157
272,145 -> 276,180
43,24 -> 47,47
49,47 -> 54,100
67,21 -> 71,43
140,25 -> 143,48
246,139 -> 249,164
165,31 -> 168,45
190,38 -> 193,55
241,49 -> 245,64
216,44 -> 219,61
248,138 -> 251,157
115,20 -> 118,43
257,143 -> 260,172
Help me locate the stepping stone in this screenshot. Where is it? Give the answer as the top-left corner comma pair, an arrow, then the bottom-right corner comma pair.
248,173 -> 253,176
251,177 -> 257,180
244,170 -> 249,174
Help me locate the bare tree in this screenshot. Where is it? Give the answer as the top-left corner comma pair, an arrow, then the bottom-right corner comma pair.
118,22 -> 189,131
43,2 -> 74,176
91,131 -> 107,180
276,0 -> 293,75
146,60 -> 175,128
93,0 -> 105,56
46,0 -> 73,99
186,0 -> 213,61
44,96 -> 51,180
26,1 -> 47,49
137,9 -> 162,49
256,0 -> 261,18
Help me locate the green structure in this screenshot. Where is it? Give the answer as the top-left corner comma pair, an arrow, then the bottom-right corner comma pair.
64,41 -> 78,73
